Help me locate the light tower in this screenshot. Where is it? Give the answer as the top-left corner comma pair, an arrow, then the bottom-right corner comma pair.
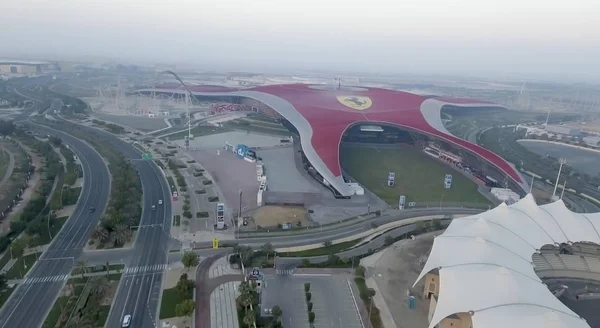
552,158 -> 567,199
162,70 -> 194,149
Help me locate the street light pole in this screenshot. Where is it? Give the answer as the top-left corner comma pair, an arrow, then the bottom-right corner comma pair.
439,193 -> 445,212
552,158 -> 566,199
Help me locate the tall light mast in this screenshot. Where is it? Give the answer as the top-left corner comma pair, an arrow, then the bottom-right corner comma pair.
552,158 -> 567,199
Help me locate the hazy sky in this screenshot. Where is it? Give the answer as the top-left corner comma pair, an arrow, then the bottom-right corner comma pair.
1,0 -> 599,81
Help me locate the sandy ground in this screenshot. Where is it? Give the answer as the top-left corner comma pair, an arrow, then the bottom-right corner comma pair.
360,232 -> 438,328
0,142 -> 42,234
250,205 -> 310,228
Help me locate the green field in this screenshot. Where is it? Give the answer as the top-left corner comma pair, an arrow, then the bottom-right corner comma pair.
160,287 -> 190,319
340,145 -> 490,207
5,252 -> 41,279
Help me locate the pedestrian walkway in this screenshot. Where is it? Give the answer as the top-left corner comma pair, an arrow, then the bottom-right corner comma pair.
210,281 -> 240,328
0,258 -> 16,274
208,256 -> 241,279
23,274 -> 70,284
124,263 -> 167,275
276,268 -> 294,276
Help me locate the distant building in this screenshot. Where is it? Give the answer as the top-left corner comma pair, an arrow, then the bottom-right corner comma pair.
0,60 -> 51,74
545,124 -> 582,136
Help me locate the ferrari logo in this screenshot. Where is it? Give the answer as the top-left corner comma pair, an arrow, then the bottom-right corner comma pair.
336,96 -> 372,111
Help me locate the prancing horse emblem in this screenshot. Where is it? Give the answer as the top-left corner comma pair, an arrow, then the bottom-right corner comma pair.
336,96 -> 373,111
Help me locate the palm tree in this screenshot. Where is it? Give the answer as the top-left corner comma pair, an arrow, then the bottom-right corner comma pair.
90,276 -> 110,303
75,260 -> 89,279
111,223 -> 130,246
66,314 -> 92,328
93,225 -> 110,243
242,309 -> 255,328
261,242 -> 273,260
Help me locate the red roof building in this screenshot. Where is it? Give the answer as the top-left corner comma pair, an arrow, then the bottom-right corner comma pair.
144,83 -> 527,196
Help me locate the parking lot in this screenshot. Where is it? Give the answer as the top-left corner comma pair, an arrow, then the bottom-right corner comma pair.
261,274 -> 363,328
188,149 -> 258,215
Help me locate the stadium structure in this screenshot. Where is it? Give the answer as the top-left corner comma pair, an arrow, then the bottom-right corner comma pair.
417,194 -> 600,328
137,83 -> 529,197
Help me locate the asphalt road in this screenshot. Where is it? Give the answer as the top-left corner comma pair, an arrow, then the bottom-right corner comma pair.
0,122 -> 110,328
50,117 -> 174,328
0,145 -> 15,187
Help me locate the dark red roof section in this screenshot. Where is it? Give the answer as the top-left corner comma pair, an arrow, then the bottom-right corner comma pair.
168,83 -> 521,183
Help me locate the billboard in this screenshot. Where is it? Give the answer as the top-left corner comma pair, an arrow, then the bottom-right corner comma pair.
216,203 -> 225,229
236,144 -> 248,158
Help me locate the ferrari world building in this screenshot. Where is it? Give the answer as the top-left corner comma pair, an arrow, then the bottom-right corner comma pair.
142,83 -> 529,196
417,194 -> 600,328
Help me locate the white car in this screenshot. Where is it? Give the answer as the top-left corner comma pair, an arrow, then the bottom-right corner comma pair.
158,199 -> 163,205
122,314 -> 132,327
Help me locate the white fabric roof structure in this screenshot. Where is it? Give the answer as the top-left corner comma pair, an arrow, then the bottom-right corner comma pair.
416,194 -> 600,328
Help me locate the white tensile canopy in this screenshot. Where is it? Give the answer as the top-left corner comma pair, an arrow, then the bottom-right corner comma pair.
416,194 -> 600,328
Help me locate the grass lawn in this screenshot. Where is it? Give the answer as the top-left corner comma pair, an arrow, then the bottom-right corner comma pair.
42,295 -> 70,328
0,286 -> 15,308
30,216 -> 68,247
5,252 -> 41,279
340,145 -> 490,206
222,121 -> 290,136
160,287 -> 189,319
93,305 -> 111,327
282,239 -> 360,257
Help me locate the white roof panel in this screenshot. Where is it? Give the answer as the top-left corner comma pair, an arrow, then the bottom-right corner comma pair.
418,195 -> 600,328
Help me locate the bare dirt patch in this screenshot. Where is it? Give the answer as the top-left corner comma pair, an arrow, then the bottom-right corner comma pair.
360,232 -> 438,328
250,205 -> 310,228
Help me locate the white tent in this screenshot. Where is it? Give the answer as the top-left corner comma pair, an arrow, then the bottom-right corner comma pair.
416,194 -> 600,328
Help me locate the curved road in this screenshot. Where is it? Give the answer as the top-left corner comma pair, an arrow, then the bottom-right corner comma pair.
49,117 -> 174,328
0,146 -> 14,187
0,121 -> 110,328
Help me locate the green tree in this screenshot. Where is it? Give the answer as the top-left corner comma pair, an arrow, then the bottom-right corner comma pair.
175,273 -> 195,299
271,305 -> 282,323
76,260 -> 89,279
239,246 -> 254,266
261,242 -> 274,259
304,283 -> 311,293
111,223 -> 130,246
181,251 -> 199,270
308,311 -> 315,323
242,308 -> 255,327
355,265 -> 366,278
0,274 -> 7,290
301,258 -> 310,267
182,211 -> 193,219
93,225 -> 110,243
175,299 -> 196,322
90,276 -> 110,303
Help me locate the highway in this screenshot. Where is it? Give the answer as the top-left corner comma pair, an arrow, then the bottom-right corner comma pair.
0,122 -> 110,328
50,117 -> 173,328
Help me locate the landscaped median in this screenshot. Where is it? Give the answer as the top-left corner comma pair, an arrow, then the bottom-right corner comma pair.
159,252 -> 198,327
42,272 -> 122,328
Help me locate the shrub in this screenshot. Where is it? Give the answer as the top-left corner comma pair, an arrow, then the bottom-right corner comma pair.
196,212 -> 209,218
355,265 -> 366,278
305,292 -> 311,302
307,302 -> 313,312
202,180 -> 213,185
304,283 -> 310,292
208,196 -> 219,202
193,172 -> 203,177
301,259 -> 310,267
195,189 -> 206,194
308,312 -> 315,323
183,211 -> 192,219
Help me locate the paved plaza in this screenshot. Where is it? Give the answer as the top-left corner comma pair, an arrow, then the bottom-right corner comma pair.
210,281 -> 240,328
261,274 -> 363,328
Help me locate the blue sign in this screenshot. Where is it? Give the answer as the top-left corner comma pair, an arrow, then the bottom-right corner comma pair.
236,144 -> 248,158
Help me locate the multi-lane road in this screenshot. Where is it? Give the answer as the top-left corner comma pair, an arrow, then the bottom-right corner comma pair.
50,117 -> 174,328
0,122 -> 110,328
